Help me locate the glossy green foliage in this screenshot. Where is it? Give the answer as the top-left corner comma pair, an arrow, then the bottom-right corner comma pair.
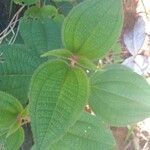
89,65 -> 150,126
0,45 -> 43,105
62,0 -> 123,60
29,60 -> 89,150
0,127 -> 24,150
20,18 -> 63,55
51,113 -> 116,150
0,91 -> 23,129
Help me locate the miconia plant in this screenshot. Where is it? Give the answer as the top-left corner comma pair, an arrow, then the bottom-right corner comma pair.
1,0 -> 150,149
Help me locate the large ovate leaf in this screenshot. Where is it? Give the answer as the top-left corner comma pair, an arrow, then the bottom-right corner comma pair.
62,0 -> 123,60
20,18 -> 63,55
0,127 -> 24,150
0,44 -> 43,105
0,91 -> 23,129
51,113 -> 116,150
89,65 -> 150,126
29,60 -> 89,150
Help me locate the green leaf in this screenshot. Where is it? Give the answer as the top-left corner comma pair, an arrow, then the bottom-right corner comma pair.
62,0 -> 123,60
0,44 -> 43,105
6,119 -> 20,138
42,49 -> 96,70
41,49 -> 73,59
77,56 -> 97,71
31,145 -> 36,150
13,0 -> 37,5
0,91 -> 23,129
19,18 -> 63,55
51,113 -> 116,150
55,1 -> 74,16
0,127 -> 24,150
24,5 -> 58,19
111,42 -> 122,52
0,129 -> 8,137
89,64 -> 150,126
53,0 -> 84,16
29,60 -> 89,150
53,14 -> 65,23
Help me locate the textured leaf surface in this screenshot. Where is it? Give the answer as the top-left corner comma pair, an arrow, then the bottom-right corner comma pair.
89,65 -> 150,126
20,18 -> 62,55
29,60 -> 89,150
62,0 -> 123,60
0,127 -> 24,150
0,91 -> 23,128
0,44 -> 43,105
52,113 -> 116,150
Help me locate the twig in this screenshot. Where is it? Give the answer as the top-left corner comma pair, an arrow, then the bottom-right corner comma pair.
0,5 -> 25,44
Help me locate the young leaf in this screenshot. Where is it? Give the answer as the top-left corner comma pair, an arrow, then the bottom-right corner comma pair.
0,44 -> 43,105
29,60 -> 89,150
77,56 -> 97,71
0,127 -> 24,150
0,91 -> 23,129
41,49 -> 73,59
62,0 -> 123,60
89,64 -> 150,126
42,49 -> 97,70
51,113 -> 116,150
